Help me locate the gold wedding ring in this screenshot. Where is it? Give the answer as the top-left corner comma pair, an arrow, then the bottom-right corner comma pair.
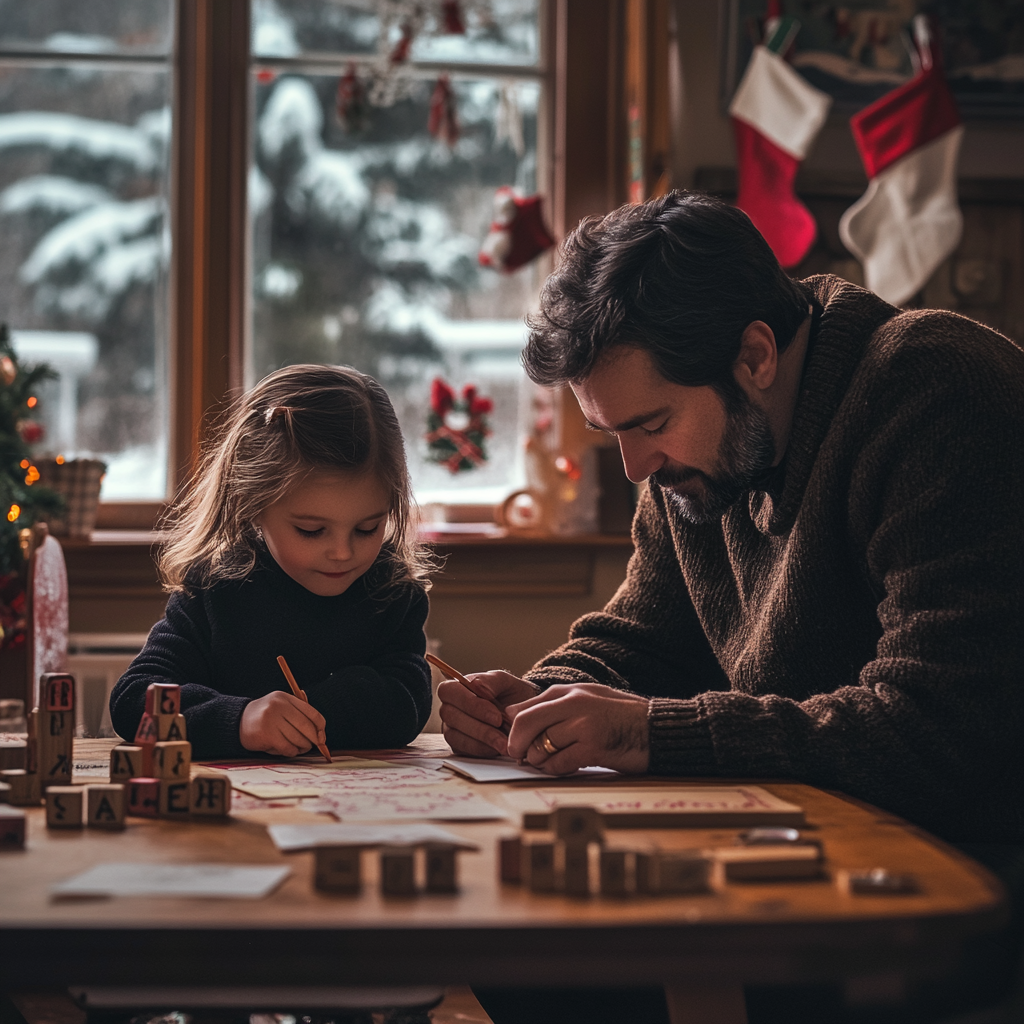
540,730 -> 559,755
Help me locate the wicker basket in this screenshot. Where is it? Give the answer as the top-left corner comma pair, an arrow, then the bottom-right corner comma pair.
35,458 -> 106,538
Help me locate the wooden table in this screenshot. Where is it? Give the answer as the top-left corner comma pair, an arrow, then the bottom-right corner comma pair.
0,738 -> 1007,1024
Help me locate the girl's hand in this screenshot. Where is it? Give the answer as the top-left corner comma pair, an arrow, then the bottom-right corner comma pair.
239,691 -> 327,757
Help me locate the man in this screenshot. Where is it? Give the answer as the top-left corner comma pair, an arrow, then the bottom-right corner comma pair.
439,189 -> 1024,849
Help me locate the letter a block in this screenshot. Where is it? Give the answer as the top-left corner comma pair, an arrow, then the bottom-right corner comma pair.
46,786 -> 83,828
87,784 -> 126,829
0,806 -> 26,849
134,712 -> 159,746
424,843 -> 458,893
159,779 -> 191,819
380,846 -> 417,896
315,845 -> 362,893
145,683 -> 181,716
190,774 -> 230,817
156,714 -> 187,741
110,745 -> 145,782
42,673 -> 75,712
153,741 -> 191,780
126,778 -> 160,818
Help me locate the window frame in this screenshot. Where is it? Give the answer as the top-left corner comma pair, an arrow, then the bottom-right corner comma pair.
97,0 -> 634,531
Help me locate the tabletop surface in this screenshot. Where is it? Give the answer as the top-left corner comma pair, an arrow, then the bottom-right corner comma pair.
0,736 -> 1007,991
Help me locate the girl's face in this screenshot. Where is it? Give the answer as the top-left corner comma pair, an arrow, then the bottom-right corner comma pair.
257,468 -> 390,597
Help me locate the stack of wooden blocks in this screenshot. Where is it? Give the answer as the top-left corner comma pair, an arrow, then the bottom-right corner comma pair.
315,842 -> 462,896
106,682 -> 230,821
498,808 -> 824,897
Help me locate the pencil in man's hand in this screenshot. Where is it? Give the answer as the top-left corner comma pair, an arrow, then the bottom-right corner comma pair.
276,654 -> 333,763
426,653 -> 512,737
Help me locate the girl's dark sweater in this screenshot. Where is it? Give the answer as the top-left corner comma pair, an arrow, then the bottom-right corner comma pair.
110,550 -> 431,758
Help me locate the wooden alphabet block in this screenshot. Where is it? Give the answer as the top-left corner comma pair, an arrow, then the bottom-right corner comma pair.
552,806 -> 604,845
42,673 -> 75,712
156,714 -> 187,742
145,683 -> 181,716
599,848 -> 630,896
498,835 -> 521,883
714,844 -> 823,882
37,710 -> 73,786
0,806 -> 26,849
655,850 -> 712,894
635,849 -> 658,894
158,779 -> 191,819
152,741 -> 191,780
86,784 -> 126,829
46,786 -> 84,828
522,835 -> 556,892
1,769 -> 41,806
424,843 -> 458,893
314,845 -> 362,893
126,777 -> 160,817
560,840 -> 591,896
189,774 -> 230,817
109,745 -> 145,782
134,712 -> 159,746
380,846 -> 417,896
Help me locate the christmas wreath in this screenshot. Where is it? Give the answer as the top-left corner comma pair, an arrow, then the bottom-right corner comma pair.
425,377 -> 492,473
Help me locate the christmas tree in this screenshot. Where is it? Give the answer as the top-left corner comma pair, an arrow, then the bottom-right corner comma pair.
0,323 -> 63,577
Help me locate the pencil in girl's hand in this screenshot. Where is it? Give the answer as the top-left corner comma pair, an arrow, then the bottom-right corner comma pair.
276,654 -> 333,763
426,653 -> 512,737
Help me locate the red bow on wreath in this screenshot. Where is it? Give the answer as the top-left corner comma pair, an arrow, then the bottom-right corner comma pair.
425,378 -> 493,474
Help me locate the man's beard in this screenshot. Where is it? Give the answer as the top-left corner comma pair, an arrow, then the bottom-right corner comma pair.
651,392 -> 776,524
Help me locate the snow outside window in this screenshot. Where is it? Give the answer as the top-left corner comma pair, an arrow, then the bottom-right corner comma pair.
250,0 -> 544,504
0,0 -> 173,501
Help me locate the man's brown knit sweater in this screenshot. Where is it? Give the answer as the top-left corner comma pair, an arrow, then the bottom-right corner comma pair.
526,276 -> 1024,844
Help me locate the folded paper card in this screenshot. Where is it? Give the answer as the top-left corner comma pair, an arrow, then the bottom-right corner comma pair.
267,823 -> 479,851
316,785 -> 508,822
51,863 -> 291,899
442,757 -> 618,783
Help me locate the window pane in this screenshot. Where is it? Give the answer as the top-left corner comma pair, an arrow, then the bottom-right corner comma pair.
249,70 -> 544,502
0,63 -> 172,500
0,0 -> 172,56
253,0 -> 540,66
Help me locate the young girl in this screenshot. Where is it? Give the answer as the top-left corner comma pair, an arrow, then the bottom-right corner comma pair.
110,365 -> 434,759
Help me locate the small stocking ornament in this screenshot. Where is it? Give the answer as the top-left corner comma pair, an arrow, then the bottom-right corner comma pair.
428,74 -> 459,145
478,187 -> 555,273
336,64 -> 368,133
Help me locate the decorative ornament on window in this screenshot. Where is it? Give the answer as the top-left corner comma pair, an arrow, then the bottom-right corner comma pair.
479,186 -> 555,272
425,377 -> 493,474
428,74 -> 460,145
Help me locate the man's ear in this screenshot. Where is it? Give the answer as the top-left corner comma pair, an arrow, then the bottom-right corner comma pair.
733,321 -> 778,393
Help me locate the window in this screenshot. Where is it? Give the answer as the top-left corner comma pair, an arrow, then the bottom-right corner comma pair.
0,0 -> 174,501
249,0 -> 548,503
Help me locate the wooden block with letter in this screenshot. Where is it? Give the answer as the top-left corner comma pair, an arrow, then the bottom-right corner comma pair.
153,741 -> 191,780
380,846 -> 417,896
134,712 -> 159,747
110,745 -> 145,782
0,805 -> 26,848
599,848 -> 630,896
560,839 -> 591,896
424,843 -> 458,893
126,777 -> 160,818
37,709 -> 73,787
45,786 -> 83,828
158,779 -> 191,819
552,806 -> 604,845
86,784 -> 126,829
145,683 -> 181,716
41,673 -> 75,712
522,834 -> 556,892
1,769 -> 41,807
315,845 -> 362,893
189,773 -> 230,817
156,714 -> 187,742
498,835 -> 521,883
654,850 -> 712,894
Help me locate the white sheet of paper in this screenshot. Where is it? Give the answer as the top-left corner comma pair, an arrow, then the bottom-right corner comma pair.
267,823 -> 479,851
51,863 -> 291,899
441,757 -> 619,783
316,785 -> 509,821
218,763 -> 449,799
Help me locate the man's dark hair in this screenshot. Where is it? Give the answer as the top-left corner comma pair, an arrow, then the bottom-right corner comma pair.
523,190 -> 812,402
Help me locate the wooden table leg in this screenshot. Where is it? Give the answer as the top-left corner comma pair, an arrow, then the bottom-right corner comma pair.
664,983 -> 748,1024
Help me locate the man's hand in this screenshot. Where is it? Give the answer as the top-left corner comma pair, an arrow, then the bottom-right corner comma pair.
438,670 -> 540,758
506,683 -> 650,775
239,691 -> 327,757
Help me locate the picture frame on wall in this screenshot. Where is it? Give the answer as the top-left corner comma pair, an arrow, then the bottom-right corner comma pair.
719,0 -> 1024,119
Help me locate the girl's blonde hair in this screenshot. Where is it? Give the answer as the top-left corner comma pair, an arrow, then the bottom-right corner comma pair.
158,364 -> 431,593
